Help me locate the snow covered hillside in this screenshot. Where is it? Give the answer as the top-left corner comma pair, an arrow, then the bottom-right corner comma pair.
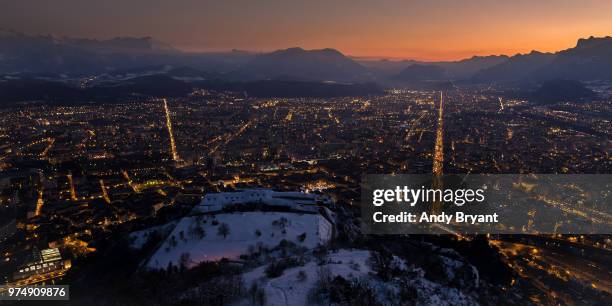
147,212 -> 332,269
233,249 -> 479,306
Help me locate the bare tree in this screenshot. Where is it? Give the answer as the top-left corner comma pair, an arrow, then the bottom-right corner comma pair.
218,222 -> 230,239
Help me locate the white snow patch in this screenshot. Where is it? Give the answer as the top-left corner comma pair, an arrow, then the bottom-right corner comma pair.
235,249 -> 478,306
147,212 -> 332,269
239,249 -> 372,306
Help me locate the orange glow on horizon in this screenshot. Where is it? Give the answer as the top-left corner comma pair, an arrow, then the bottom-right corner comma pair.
176,31 -> 611,62
3,0 -> 611,62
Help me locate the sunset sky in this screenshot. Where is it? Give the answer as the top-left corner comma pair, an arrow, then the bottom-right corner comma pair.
2,0 -> 611,61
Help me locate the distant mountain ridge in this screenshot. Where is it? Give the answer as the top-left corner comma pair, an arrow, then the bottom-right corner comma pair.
1,30 -> 611,83
438,55 -> 509,79
0,30 -> 253,75
473,36 -> 612,82
60,36 -> 177,53
364,36 -> 612,84
395,64 -> 447,81
235,47 -> 369,82
472,51 -> 556,82
542,36 -> 612,80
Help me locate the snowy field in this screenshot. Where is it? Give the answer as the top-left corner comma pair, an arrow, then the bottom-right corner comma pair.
147,212 -> 332,269
239,249 -> 373,306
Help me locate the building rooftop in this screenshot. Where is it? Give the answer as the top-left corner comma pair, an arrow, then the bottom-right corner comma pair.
195,189 -> 333,213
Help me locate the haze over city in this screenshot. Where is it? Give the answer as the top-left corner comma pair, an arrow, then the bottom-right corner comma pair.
2,0 -> 612,60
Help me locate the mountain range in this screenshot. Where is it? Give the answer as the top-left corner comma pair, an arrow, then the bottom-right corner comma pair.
1,30 -> 612,85
0,29 -> 253,75
234,47 -> 370,82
